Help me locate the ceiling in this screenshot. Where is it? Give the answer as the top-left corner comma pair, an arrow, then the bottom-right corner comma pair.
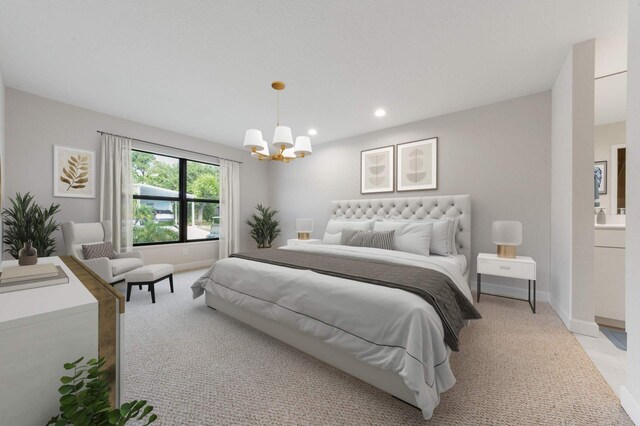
0,1 -> 628,147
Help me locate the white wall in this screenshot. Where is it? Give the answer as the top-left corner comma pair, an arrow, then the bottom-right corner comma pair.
621,0 -> 640,422
549,40 -> 598,336
550,52 -> 573,325
4,89 -> 270,267
594,121 -> 626,213
270,92 -> 552,297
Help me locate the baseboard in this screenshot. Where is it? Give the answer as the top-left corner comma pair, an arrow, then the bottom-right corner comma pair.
621,386 -> 640,425
473,280 -> 549,303
550,298 -> 571,330
173,259 -> 215,272
569,318 -> 600,337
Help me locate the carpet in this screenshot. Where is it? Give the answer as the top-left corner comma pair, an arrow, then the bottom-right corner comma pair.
116,269 -> 632,425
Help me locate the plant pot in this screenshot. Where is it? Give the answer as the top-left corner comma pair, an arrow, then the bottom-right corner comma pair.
18,241 -> 38,266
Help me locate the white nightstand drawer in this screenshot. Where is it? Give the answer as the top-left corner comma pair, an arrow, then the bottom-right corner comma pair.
287,239 -> 322,246
478,257 -> 535,280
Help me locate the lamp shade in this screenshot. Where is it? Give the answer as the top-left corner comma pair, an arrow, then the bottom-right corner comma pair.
243,129 -> 264,151
251,140 -> 271,159
293,136 -> 312,157
272,125 -> 294,149
296,218 -> 314,233
282,147 -> 296,159
492,221 -> 522,246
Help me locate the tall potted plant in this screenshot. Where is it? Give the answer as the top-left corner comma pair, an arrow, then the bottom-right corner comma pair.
246,204 -> 281,248
2,192 -> 61,259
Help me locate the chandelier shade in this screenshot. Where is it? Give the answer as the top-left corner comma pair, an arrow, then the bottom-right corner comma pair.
293,136 -> 312,157
273,125 -> 294,149
250,140 -> 270,159
243,129 -> 264,151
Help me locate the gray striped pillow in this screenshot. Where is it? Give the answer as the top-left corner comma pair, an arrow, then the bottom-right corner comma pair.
342,230 -> 395,251
82,242 -> 116,259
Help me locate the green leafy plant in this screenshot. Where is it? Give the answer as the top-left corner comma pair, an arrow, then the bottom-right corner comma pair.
246,204 -> 281,249
2,192 -> 61,258
48,357 -> 157,426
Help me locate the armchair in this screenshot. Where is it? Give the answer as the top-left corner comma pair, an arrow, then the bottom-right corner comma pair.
61,220 -> 143,284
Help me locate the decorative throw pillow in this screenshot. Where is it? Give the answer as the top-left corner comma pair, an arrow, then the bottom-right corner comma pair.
322,219 -> 375,245
82,242 -> 116,259
374,221 -> 433,256
386,218 -> 454,256
342,230 -> 395,251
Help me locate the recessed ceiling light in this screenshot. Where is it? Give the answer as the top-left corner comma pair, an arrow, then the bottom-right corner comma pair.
307,128 -> 317,136
374,108 -> 386,117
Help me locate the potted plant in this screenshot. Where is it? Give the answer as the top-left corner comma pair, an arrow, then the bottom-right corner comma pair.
2,192 -> 61,259
246,204 -> 281,248
48,357 -> 157,425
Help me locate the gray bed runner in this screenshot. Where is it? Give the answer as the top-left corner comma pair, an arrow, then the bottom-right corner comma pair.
230,249 -> 481,351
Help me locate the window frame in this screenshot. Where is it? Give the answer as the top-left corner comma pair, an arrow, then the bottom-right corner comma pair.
132,149 -> 220,246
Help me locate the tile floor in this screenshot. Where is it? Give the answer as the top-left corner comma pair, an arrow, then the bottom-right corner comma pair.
575,330 -> 626,397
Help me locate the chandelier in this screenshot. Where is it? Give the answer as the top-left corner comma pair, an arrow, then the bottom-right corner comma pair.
243,81 -> 312,163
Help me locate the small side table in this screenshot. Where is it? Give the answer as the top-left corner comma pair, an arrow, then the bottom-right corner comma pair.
477,253 -> 536,313
287,239 -> 322,246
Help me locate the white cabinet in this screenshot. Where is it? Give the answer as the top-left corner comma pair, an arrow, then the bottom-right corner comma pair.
0,257 -> 98,425
287,239 -> 322,246
594,228 -> 626,325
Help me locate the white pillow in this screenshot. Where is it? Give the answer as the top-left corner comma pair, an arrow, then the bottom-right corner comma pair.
386,218 -> 457,256
322,219 -> 374,245
374,221 -> 433,256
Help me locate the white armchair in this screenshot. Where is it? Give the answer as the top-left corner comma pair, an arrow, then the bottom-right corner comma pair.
61,220 -> 144,284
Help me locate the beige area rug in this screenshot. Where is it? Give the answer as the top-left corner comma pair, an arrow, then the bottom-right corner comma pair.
117,269 -> 632,425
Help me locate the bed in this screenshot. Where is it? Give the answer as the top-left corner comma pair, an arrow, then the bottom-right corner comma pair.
192,195 -> 475,419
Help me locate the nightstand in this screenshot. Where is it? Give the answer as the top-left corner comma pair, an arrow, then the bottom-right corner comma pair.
287,239 -> 322,246
477,253 -> 536,313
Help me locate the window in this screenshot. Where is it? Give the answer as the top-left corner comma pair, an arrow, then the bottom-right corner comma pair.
132,150 -> 220,245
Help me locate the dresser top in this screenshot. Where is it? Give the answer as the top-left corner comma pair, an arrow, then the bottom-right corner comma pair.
0,257 -> 97,330
478,253 -> 535,264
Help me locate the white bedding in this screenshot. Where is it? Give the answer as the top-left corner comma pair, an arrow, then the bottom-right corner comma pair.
192,244 -> 473,419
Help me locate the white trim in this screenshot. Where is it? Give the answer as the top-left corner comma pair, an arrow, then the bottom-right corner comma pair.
473,279 -> 549,303
569,318 -> 600,337
550,297 -> 571,329
621,386 -> 640,425
610,143 -> 626,214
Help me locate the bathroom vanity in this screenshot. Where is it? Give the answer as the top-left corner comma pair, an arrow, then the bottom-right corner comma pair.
594,219 -> 625,328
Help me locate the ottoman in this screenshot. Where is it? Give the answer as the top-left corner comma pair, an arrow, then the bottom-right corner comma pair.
125,264 -> 174,303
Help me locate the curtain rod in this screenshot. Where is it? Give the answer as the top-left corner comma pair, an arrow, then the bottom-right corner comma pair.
96,131 -> 243,164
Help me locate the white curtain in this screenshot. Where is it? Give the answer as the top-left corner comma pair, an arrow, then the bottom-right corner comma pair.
219,159 -> 240,259
100,134 -> 133,252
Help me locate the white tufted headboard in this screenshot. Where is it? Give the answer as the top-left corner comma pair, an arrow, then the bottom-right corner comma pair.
330,194 -> 471,266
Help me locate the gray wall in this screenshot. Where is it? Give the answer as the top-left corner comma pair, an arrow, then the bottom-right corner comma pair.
270,92 -> 552,293
4,89 -> 270,264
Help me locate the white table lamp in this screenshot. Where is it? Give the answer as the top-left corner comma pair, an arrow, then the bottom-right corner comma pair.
296,219 -> 314,240
492,221 -> 522,259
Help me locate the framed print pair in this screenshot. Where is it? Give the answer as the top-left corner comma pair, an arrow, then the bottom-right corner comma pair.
360,138 -> 437,194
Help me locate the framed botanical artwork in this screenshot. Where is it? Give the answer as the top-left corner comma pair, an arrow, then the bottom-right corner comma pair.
53,145 -> 96,198
594,161 -> 607,195
397,138 -> 438,191
361,145 -> 394,194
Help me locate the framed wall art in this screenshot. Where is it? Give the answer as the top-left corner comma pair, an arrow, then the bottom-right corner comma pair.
396,137 -> 437,191
361,145 -> 394,194
594,161 -> 607,195
53,145 -> 96,198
